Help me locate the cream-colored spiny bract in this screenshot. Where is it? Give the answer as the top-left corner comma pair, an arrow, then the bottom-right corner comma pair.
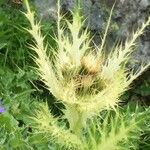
23,0 -> 150,149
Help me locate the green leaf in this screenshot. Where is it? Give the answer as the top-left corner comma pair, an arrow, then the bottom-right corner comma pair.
135,86 -> 150,96
28,133 -> 49,145
0,113 -> 18,132
0,43 -> 7,50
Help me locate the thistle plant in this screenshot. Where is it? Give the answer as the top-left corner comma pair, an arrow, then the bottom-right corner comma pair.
23,0 -> 150,149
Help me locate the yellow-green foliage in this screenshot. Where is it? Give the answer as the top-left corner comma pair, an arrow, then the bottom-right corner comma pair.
29,103 -> 81,148
23,0 -> 150,149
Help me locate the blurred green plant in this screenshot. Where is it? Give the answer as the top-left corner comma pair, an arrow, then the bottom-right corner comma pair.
134,73 -> 150,97
0,0 -> 56,69
0,65 -> 57,149
0,0 -> 29,68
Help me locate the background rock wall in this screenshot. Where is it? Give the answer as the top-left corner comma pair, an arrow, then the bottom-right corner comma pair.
35,0 -> 150,65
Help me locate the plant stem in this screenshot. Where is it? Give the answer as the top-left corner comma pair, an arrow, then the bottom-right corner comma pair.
66,104 -> 85,136
72,112 -> 84,136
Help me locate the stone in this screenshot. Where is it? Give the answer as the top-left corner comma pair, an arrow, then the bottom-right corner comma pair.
34,0 -> 57,19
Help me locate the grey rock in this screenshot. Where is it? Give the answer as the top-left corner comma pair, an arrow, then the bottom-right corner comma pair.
140,0 -> 150,10
34,0 -> 57,19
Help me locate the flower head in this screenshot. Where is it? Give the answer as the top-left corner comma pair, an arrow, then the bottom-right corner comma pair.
0,107 -> 5,113
0,99 -> 5,113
